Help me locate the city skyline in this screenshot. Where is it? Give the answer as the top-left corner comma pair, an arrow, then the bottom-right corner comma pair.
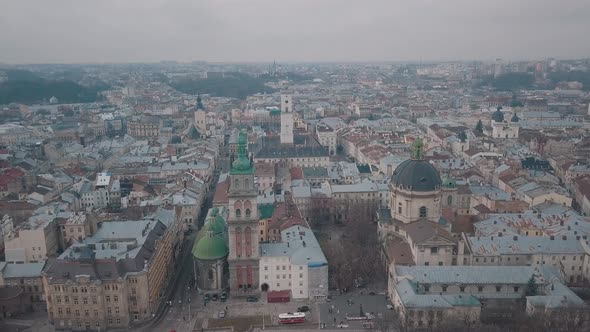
1,0 -> 590,64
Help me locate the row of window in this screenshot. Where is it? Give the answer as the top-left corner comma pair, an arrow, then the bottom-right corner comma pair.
422,284 -> 520,293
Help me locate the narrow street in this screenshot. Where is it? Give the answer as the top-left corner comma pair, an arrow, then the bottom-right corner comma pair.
144,146 -> 226,332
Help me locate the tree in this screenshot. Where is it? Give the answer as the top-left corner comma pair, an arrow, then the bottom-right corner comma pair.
475,120 -> 483,133
525,275 -> 538,296
470,103 -> 479,111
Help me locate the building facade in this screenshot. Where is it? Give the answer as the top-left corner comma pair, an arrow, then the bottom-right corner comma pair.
227,131 -> 260,295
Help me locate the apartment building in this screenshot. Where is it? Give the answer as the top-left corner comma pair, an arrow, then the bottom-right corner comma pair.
42,208 -> 181,331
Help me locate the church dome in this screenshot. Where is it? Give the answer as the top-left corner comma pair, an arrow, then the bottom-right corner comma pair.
492,108 -> 504,122
192,231 -> 228,260
392,159 -> 442,192
510,113 -> 520,122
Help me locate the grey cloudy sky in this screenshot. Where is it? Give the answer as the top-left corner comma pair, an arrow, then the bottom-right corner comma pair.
1,0 -> 589,64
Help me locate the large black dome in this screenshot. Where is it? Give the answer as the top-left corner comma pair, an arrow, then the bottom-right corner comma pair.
392,159 -> 442,192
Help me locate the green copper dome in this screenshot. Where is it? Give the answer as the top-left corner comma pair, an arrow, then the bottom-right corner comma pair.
192,207 -> 228,260
231,130 -> 254,174
192,232 -> 228,260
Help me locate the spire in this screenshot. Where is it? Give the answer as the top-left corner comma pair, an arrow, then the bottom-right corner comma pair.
230,130 -> 254,174
411,138 -> 425,160
196,95 -> 204,110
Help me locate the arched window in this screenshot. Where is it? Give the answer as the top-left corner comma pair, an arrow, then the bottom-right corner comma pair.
244,178 -> 249,189
245,208 -> 251,218
234,178 -> 240,189
245,227 -> 252,257
419,206 -> 428,218
236,209 -> 241,218
208,269 -> 214,280
447,195 -> 453,206
235,227 -> 242,257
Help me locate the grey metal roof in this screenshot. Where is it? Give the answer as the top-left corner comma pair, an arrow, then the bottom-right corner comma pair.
392,159 -> 441,192
2,262 -> 45,278
260,225 -> 327,267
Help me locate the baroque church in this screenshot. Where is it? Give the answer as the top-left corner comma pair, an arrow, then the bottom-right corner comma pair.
380,138 -> 458,267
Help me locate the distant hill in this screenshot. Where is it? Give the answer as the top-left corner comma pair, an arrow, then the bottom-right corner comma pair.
0,69 -> 108,104
170,73 -> 275,99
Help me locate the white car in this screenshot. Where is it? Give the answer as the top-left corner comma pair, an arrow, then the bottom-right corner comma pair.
337,323 -> 349,328
218,311 -> 226,318
386,304 -> 394,310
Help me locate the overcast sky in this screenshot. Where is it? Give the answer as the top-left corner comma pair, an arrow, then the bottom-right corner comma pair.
1,0 -> 589,64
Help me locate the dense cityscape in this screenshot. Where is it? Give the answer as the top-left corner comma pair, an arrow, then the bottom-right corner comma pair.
2,2 -> 590,332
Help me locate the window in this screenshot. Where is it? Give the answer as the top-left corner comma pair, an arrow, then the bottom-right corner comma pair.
114,295 -> 118,303
84,309 -> 89,317
264,266 -> 268,271
245,208 -> 251,218
75,310 -> 80,317
419,206 -> 427,218
478,286 -> 483,292
441,285 -> 448,292
106,295 -> 110,303
430,247 -> 438,254
424,284 -> 430,292
460,286 -> 465,292
92,296 -> 97,304
236,209 -> 241,218
496,286 -> 501,292
83,297 -> 88,305
513,286 -> 519,293
74,298 -> 79,305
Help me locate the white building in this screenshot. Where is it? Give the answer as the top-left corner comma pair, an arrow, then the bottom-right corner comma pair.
316,125 -> 337,156
259,225 -> 328,300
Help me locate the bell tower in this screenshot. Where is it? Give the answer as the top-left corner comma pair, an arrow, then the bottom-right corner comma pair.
227,130 -> 260,295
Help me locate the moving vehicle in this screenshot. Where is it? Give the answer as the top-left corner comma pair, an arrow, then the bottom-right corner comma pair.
297,305 -> 310,312
246,296 -> 259,302
363,322 -> 375,329
278,312 -> 306,324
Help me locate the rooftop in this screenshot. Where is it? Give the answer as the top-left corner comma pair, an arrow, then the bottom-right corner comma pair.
260,225 -> 327,268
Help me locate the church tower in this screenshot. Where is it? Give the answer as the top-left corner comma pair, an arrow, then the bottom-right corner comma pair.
280,93 -> 294,144
227,130 -> 260,295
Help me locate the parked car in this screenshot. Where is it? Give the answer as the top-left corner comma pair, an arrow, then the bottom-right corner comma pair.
246,296 -> 259,302
297,306 -> 310,312
220,292 -> 227,302
218,310 -> 226,318
386,304 -> 394,310
212,294 -> 219,301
